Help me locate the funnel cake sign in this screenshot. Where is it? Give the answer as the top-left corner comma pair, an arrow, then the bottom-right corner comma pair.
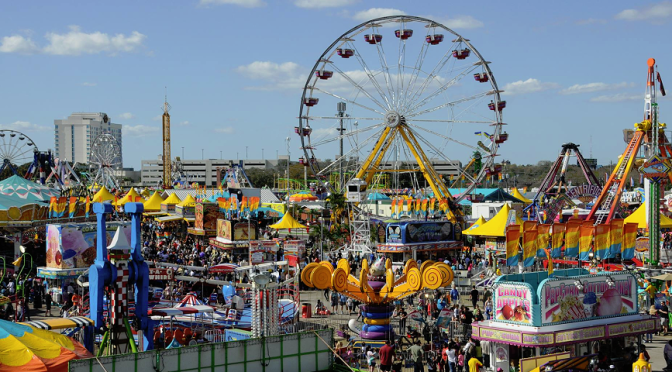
541,273 -> 637,325
493,284 -> 533,324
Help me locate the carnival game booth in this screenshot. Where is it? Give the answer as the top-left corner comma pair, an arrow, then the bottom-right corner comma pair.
209,219 -> 259,263
472,269 -> 659,372
377,220 -> 464,265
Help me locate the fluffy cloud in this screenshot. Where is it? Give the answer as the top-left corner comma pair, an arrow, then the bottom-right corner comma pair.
43,26 -> 146,55
152,115 -> 162,121
0,35 -> 39,54
616,1 -> 672,22
118,112 -> 135,120
199,0 -> 266,7
214,127 -> 235,134
353,8 -> 406,21
590,93 -> 641,102
81,82 -> 97,87
123,124 -> 160,137
502,79 -> 560,95
235,61 -> 306,90
1,121 -> 48,131
430,15 -> 484,29
559,82 -> 632,95
295,0 -> 357,8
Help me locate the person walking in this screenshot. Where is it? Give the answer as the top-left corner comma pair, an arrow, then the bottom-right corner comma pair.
45,291 -> 52,317
379,339 -> 394,372
450,286 -> 460,306
409,340 -> 424,372
470,286 -> 479,309
398,307 -> 407,334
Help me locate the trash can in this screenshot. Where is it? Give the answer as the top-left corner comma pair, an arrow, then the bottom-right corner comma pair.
302,303 -> 312,318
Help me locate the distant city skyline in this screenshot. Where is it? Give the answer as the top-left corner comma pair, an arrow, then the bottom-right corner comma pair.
0,1 -> 671,170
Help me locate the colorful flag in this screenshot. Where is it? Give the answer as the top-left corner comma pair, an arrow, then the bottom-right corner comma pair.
506,225 -> 521,266
594,224 -> 610,259
551,223 -> 565,258
522,227 -> 538,267
407,199 -> 413,216
55,197 -> 68,218
428,198 -> 436,215
565,220 -> 581,258
536,224 -> 551,258
85,196 -> 91,218
544,248 -> 554,275
579,222 -> 595,261
609,219 -> 624,259
68,197 -> 77,218
622,223 -> 638,260
49,196 -> 57,218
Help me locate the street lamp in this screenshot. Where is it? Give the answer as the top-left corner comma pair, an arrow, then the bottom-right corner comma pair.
286,137 -> 291,207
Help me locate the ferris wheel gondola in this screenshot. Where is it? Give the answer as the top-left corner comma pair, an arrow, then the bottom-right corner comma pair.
297,16 -> 506,210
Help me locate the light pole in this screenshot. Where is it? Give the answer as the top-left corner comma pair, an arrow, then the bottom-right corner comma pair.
220,150 -> 223,159
286,137 -> 291,208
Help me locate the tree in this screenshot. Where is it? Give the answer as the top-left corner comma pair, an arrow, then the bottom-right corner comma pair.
326,191 -> 348,224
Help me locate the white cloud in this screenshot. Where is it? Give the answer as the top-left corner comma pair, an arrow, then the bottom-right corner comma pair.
123,125 -> 160,137
559,82 -> 632,95
235,61 -> 307,91
429,15 -> 484,29
353,8 -> 406,21
1,121 -> 48,131
575,18 -> 607,25
502,79 -> 560,95
295,0 -> 356,8
590,93 -> 641,102
214,127 -> 235,134
81,82 -> 97,87
152,115 -> 162,121
179,121 -> 190,126
199,0 -> 265,7
0,35 -> 39,54
42,26 -> 146,56
616,1 -> 672,22
118,112 -> 135,120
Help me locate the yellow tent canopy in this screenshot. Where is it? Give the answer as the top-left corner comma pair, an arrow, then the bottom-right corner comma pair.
140,188 -> 151,198
177,194 -> 196,207
143,191 -> 165,211
269,212 -> 308,230
116,188 -> 145,206
625,203 -> 672,228
464,203 -> 524,237
511,188 -> 532,204
162,193 -> 182,205
92,186 -> 114,203
467,216 -> 486,231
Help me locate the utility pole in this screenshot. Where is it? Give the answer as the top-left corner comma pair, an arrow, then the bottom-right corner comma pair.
286,137 -> 291,209
337,102 -> 346,189
162,91 -> 172,189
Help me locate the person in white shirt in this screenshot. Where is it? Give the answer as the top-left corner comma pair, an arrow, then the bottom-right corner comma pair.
447,347 -> 457,372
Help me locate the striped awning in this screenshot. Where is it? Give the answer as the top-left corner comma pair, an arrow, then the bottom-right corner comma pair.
541,354 -> 596,372
21,316 -> 93,330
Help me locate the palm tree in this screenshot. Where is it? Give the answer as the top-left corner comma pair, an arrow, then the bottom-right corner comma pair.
326,191 -> 347,224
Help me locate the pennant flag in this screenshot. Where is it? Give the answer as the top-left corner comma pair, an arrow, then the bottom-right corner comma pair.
506,225 -> 521,266
68,197 -> 77,218
622,223 -> 638,260
428,198 -> 436,215
85,196 -> 91,218
579,222 -> 595,261
551,223 -> 565,258
658,71 -> 666,96
217,197 -> 228,213
55,197 -> 68,218
536,224 -> 551,258
407,199 -> 413,216
545,248 -> 554,275
49,196 -> 57,218
565,220 -> 581,258
609,219 -> 624,259
438,199 -> 448,214
522,226 -> 538,267
414,199 -> 421,215
594,224 -> 610,259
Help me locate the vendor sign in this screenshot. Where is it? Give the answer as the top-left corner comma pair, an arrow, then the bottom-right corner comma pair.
540,273 -> 637,325
608,319 -> 656,337
479,328 -> 522,344
555,326 -> 605,343
494,283 -> 533,324
217,220 -> 232,240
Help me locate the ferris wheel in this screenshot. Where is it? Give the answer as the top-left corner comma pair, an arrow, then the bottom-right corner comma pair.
297,15 -> 506,203
0,130 -> 38,175
89,133 -> 122,190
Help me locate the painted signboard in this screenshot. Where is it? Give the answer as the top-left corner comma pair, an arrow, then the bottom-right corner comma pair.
493,283 -> 533,324
479,328 -> 523,344
217,220 -> 232,241
249,240 -> 278,264
386,221 -> 454,244
234,222 -> 257,241
555,326 -> 605,343
195,204 -> 204,230
284,240 -> 306,254
540,273 -> 637,325
46,223 -> 131,269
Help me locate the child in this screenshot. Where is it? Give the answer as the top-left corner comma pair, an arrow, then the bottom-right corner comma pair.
457,349 -> 465,372
392,354 -> 403,372
367,347 -> 377,372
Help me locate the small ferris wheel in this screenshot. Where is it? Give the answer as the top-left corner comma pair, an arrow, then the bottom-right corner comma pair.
89,133 -> 122,190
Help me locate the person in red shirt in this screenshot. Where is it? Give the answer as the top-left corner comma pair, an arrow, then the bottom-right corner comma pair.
379,339 -> 394,372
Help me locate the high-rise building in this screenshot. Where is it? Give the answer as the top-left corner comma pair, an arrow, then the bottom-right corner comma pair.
54,112 -> 123,165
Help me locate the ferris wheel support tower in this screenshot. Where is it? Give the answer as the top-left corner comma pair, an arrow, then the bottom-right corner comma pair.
162,94 -> 172,189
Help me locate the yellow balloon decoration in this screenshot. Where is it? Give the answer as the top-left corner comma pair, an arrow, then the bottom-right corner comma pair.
320,261 -> 334,274
434,263 -> 454,287
332,268 -> 348,292
361,258 -> 369,272
337,258 -> 350,276
422,266 -> 443,290
364,318 -> 390,325
301,263 -> 319,288
403,260 -> 418,274
311,265 -> 332,290
419,260 -> 435,274
406,267 -> 422,291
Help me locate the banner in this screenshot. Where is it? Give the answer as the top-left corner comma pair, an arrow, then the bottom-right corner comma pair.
565,220 -> 581,258
579,222 -> 595,261
49,196 -> 57,218
217,197 -> 229,213
54,197 -> 68,218
622,223 -> 638,260
536,224 -> 551,258
407,199 -> 413,216
506,225 -> 521,266
68,197 -> 77,218
428,198 -> 436,215
523,227 -> 538,267
85,196 -> 91,218
609,219 -> 624,259
594,224 -> 610,259
551,223 -> 565,258
390,199 -> 397,219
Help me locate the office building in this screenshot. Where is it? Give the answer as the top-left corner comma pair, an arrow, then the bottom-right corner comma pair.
54,112 -> 123,165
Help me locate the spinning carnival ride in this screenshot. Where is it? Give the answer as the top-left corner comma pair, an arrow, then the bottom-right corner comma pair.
301,257 -> 454,341
297,16 -> 507,208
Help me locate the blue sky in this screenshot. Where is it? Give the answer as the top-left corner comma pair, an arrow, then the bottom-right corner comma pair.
0,0 -> 671,170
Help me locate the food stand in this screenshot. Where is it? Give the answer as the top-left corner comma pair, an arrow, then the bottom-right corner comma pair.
472,269 -> 658,372
209,219 -> 258,263
376,220 -> 463,264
